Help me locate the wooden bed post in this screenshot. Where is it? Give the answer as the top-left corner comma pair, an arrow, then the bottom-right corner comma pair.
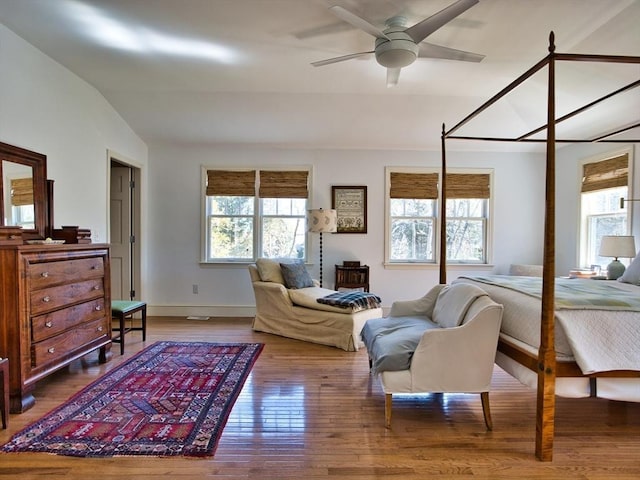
440,123 -> 448,285
536,31 -> 558,462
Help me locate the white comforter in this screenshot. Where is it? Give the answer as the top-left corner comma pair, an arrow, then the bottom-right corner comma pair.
453,276 -> 640,374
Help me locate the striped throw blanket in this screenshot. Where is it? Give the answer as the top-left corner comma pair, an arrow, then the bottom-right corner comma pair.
318,291 -> 382,311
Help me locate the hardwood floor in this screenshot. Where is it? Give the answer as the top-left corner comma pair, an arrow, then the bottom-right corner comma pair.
1,316 -> 639,479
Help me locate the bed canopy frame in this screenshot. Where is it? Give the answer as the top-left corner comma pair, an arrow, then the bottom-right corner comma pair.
440,32 -> 640,461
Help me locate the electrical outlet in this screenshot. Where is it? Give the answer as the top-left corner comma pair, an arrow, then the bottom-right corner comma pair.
192,284 -> 198,294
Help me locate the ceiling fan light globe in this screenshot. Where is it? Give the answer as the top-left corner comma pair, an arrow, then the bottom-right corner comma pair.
375,39 -> 418,68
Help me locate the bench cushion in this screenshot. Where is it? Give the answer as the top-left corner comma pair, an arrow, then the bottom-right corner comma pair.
112,300 -> 146,315
361,316 -> 439,374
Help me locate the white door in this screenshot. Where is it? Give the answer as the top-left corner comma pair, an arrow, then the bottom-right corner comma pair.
110,165 -> 133,300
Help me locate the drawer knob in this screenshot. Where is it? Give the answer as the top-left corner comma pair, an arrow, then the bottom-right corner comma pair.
48,347 -> 55,354
41,271 -> 49,278
95,305 -> 101,311
93,285 -> 100,290
43,296 -> 51,303
97,326 -> 104,332
45,321 -> 53,328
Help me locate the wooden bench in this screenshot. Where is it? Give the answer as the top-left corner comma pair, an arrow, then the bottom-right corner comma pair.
111,300 -> 147,355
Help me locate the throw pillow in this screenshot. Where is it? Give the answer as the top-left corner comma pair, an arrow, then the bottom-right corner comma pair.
256,258 -> 285,284
280,262 -> 314,289
618,249 -> 640,285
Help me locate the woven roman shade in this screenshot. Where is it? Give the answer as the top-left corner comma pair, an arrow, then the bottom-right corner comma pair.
259,170 -> 308,198
10,177 -> 34,206
390,172 -> 438,199
445,173 -> 490,199
581,154 -> 629,193
206,170 -> 256,196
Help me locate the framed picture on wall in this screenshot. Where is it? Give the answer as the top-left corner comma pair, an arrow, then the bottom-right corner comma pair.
331,185 -> 367,234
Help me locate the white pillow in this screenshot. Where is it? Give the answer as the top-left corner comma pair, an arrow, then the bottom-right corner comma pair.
255,258 -> 285,285
617,250 -> 640,285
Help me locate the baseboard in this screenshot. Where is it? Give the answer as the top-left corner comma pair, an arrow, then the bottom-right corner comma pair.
146,304 -> 390,318
147,305 -> 256,317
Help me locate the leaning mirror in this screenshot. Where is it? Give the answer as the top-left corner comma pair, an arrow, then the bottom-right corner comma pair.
0,142 -> 48,239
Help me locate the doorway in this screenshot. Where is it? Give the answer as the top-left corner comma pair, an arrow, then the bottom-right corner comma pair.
109,152 -> 141,301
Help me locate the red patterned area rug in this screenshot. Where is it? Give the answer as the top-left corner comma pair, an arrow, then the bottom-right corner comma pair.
1,341 -> 263,457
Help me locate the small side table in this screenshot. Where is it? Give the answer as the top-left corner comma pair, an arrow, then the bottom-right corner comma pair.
0,357 -> 8,428
335,264 -> 370,292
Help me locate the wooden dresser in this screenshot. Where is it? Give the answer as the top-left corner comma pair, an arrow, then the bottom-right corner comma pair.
0,243 -> 112,412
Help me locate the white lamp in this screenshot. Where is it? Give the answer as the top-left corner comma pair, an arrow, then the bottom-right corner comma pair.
308,208 -> 337,287
599,235 -> 637,280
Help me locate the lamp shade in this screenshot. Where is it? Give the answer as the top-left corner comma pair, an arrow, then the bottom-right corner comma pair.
599,235 -> 637,258
308,209 -> 337,233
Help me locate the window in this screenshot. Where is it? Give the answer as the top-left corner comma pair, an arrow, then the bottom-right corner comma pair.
445,173 -> 490,263
580,153 -> 630,268
203,168 -> 309,262
388,172 -> 438,262
386,168 -> 491,264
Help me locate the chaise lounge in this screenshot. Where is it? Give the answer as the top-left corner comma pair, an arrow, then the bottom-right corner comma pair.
249,259 -> 383,351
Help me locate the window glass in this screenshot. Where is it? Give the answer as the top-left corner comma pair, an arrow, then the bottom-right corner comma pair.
261,198 -> 307,259
446,198 -> 487,263
581,186 -> 628,267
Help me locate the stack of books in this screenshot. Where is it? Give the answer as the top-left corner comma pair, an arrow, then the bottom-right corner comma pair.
568,268 -> 597,279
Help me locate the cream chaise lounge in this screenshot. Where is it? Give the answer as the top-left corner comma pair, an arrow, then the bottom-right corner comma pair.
249,259 -> 383,351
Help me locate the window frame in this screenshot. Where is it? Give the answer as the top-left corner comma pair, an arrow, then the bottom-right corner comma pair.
384,166 -> 493,267
201,166 -> 312,264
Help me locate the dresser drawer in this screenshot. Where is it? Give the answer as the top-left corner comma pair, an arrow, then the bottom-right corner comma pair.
29,256 -> 105,290
31,317 -> 110,368
31,298 -> 107,342
30,278 -> 105,316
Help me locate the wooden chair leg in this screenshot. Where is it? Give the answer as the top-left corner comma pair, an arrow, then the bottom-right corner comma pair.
141,305 -> 147,341
480,391 -> 493,431
385,393 -> 392,429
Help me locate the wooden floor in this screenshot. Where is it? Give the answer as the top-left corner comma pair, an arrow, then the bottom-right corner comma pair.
1,317 -> 639,479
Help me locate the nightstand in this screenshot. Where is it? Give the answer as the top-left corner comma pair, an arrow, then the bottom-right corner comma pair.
335,264 -> 370,292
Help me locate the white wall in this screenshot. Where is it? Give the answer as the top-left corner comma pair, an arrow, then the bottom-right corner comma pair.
147,142 -> 546,316
0,24 -> 147,243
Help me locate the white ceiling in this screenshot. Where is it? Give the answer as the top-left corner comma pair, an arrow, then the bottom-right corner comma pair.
0,0 -> 638,152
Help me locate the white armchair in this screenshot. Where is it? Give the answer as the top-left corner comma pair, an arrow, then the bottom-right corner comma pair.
361,283 -> 503,429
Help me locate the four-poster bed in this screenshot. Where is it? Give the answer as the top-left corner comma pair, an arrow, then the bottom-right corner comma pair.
439,32 -> 640,461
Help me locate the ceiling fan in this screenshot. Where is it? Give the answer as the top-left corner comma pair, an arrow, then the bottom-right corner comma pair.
312,0 -> 485,87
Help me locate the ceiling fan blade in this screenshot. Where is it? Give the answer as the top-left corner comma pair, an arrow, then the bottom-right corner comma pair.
405,0 -> 479,43
418,42 -> 484,62
293,21 -> 355,40
311,51 -> 374,67
328,5 -> 390,40
386,68 -> 401,87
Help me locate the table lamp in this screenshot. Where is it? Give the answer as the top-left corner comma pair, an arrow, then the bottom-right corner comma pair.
599,235 -> 637,280
308,208 -> 337,287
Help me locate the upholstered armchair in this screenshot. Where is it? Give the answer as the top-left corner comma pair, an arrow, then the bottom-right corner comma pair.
361,283 -> 503,429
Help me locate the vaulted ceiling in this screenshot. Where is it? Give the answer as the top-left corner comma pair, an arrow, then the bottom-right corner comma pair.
0,0 -> 638,152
